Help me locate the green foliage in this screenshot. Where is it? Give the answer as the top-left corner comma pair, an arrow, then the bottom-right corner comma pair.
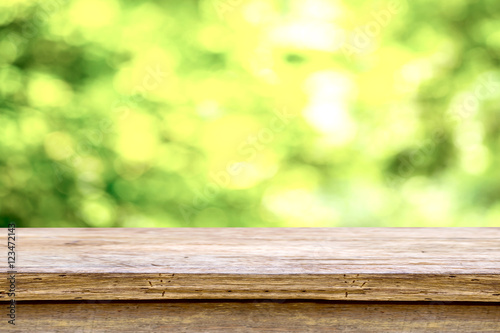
1,0 -> 500,227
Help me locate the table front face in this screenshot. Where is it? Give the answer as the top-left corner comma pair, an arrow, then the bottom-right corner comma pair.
5,272 -> 500,302
6,300 -> 500,333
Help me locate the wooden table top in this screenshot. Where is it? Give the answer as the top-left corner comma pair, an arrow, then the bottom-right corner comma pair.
2,228 -> 500,302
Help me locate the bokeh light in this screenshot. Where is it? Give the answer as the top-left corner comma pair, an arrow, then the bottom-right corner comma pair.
1,0 -> 500,227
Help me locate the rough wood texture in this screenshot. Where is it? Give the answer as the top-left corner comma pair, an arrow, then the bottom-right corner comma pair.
1,228 -> 500,301
7,301 -> 500,332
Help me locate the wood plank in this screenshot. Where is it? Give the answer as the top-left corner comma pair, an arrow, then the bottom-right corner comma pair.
6,273 -> 500,302
1,228 -> 500,301
6,301 -> 500,332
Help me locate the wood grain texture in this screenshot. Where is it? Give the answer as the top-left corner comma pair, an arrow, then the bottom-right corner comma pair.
1,228 -> 500,301
5,301 -> 500,332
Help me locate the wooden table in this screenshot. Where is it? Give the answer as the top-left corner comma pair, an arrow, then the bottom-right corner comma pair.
1,228 -> 500,332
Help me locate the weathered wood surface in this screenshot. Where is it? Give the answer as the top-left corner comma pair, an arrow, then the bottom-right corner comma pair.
7,301 -> 500,332
1,228 -> 500,301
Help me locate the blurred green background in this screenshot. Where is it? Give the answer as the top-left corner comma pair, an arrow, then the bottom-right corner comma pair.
1,0 -> 500,227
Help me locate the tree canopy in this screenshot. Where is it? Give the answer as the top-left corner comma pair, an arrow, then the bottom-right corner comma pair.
1,0 -> 499,227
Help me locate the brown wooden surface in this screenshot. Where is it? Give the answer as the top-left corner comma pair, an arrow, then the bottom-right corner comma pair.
5,301 -> 500,332
1,228 -> 500,301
